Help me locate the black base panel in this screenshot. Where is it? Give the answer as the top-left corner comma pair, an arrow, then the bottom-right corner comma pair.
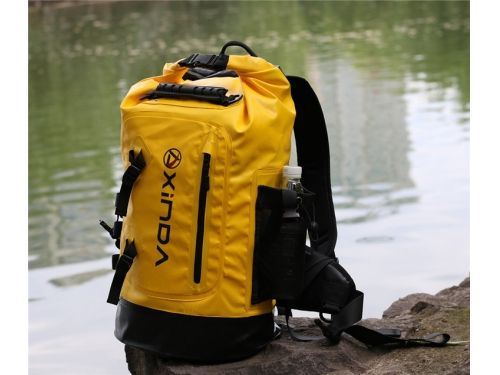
115,299 -> 274,363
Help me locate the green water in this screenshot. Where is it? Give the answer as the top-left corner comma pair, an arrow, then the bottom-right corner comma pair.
29,2 -> 469,374
29,1 -> 468,269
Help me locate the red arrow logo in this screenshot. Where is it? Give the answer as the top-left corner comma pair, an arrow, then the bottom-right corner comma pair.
163,148 -> 182,169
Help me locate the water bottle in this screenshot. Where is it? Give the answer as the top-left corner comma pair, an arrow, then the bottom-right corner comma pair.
282,166 -> 302,218
282,166 -> 303,193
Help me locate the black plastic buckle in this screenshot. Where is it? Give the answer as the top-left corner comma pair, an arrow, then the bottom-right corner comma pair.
179,53 -> 229,71
120,253 -> 135,268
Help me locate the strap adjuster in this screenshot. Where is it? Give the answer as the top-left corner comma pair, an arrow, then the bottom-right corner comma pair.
119,253 -> 134,267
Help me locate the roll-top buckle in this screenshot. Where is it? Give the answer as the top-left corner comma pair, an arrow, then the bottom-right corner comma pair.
179,53 -> 229,71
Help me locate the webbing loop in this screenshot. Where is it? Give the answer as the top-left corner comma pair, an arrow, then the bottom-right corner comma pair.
115,150 -> 145,217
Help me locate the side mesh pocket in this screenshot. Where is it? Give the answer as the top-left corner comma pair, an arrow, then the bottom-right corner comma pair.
251,186 -> 307,305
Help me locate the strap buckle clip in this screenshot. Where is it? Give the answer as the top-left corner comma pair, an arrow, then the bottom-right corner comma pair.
179,53 -> 229,71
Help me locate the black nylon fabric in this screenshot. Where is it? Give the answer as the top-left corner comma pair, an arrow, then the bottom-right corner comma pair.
284,76 -> 452,349
251,186 -> 307,304
116,299 -> 274,363
286,251 -> 356,315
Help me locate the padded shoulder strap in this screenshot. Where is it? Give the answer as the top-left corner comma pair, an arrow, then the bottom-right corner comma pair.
287,76 -> 337,258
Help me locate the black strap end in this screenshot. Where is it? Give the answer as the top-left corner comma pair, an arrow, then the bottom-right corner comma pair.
99,220 -> 113,236
106,294 -> 119,305
111,254 -> 120,270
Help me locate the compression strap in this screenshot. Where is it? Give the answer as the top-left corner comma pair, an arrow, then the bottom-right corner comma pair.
115,150 -> 146,217
107,240 -> 137,305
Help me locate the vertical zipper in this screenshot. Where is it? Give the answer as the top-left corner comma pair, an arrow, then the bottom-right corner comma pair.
194,153 -> 211,284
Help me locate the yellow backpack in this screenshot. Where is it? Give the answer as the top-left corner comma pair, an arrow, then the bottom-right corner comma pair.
101,41 -> 449,362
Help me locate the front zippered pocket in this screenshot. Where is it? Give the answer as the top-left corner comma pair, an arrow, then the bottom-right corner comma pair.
194,153 -> 211,283
121,115 -> 229,299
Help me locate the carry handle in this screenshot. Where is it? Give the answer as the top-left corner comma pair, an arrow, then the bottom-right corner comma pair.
142,83 -> 242,106
220,41 -> 258,57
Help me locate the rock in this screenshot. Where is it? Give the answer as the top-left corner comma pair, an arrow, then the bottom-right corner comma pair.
125,278 -> 470,375
382,277 -> 469,319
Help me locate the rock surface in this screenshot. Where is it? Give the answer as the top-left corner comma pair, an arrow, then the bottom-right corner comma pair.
125,278 -> 470,375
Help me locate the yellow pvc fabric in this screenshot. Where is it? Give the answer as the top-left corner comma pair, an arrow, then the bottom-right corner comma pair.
119,55 -> 295,318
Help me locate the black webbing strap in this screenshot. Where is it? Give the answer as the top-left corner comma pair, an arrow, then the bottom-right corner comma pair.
107,240 -> 137,305
287,76 -> 337,258
115,150 -> 145,217
302,248 -> 334,289
284,288 -> 449,347
342,325 -> 450,348
315,290 -> 364,343
283,309 -> 324,342
283,313 -> 401,344
311,290 -> 449,347
315,320 -> 450,347
278,257 -> 356,343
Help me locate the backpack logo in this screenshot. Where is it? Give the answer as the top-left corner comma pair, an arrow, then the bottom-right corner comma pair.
155,148 -> 180,267
163,148 -> 182,169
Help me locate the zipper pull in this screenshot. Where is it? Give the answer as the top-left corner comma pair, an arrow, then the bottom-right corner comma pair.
202,131 -> 216,156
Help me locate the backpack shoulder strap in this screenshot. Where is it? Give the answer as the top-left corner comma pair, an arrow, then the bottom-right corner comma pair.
287,76 -> 337,258
286,77 -> 452,349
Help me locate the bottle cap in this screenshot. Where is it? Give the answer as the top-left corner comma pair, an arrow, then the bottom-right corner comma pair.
283,166 -> 302,179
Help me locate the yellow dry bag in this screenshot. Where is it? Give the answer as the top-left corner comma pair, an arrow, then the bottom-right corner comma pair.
101,41 -> 385,361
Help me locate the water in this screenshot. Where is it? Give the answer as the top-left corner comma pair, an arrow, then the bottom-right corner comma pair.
28,2 -> 469,374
